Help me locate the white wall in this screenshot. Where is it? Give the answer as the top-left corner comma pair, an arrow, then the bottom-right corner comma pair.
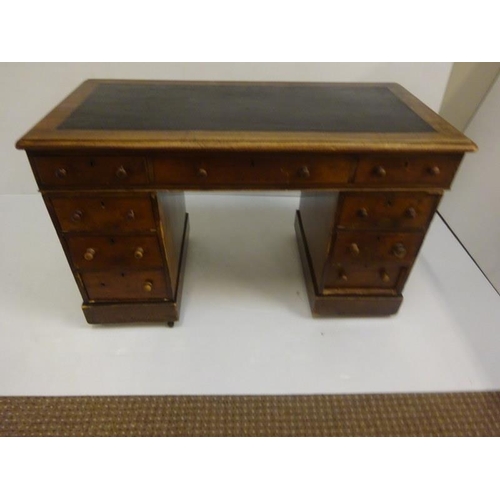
439,75 -> 500,293
1,62 -> 453,194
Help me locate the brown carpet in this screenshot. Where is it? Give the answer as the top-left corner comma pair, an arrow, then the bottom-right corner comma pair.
1,392 -> 499,436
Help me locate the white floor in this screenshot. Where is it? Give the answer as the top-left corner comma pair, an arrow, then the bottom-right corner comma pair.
1,193 -> 500,396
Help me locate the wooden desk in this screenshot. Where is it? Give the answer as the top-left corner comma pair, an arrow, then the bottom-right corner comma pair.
16,80 -> 476,326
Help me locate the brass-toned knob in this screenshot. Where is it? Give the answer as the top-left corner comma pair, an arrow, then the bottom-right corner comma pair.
197,168 -> 208,179
428,165 -> 440,176
338,269 -> 348,281
143,281 -> 153,293
126,209 -> 135,220
298,166 -> 310,179
373,165 -> 387,177
405,207 -> 417,219
380,269 -> 391,283
84,248 -> 95,261
392,243 -> 407,259
134,247 -> 144,259
55,167 -> 67,179
116,166 -> 128,179
71,210 -> 83,222
357,208 -> 369,218
349,243 -> 360,256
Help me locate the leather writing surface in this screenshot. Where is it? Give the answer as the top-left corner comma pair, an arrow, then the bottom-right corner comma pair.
58,83 -> 435,133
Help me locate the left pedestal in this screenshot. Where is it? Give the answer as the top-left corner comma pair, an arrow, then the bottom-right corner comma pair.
41,187 -> 188,326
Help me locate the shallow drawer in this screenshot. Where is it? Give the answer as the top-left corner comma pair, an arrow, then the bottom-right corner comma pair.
152,154 -> 354,188
81,270 -> 168,301
32,155 -> 148,187
67,235 -> 163,271
324,264 -> 403,290
331,231 -> 424,265
354,154 -> 462,187
49,195 -> 156,233
337,192 -> 439,230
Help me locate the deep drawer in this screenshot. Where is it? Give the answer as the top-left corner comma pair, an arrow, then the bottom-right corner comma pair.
81,270 -> 168,301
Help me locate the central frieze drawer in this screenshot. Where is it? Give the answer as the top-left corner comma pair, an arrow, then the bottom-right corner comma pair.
152,154 -> 354,187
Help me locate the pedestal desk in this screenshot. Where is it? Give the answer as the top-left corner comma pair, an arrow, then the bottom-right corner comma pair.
16,80 -> 476,326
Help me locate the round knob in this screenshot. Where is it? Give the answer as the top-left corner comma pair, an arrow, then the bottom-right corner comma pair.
84,248 -> 95,261
338,270 -> 348,281
298,166 -> 310,179
134,247 -> 144,259
71,210 -> 83,222
349,243 -> 360,256
357,208 -> 369,218
392,243 -> 407,259
126,209 -> 135,220
143,281 -> 153,293
405,207 -> 417,219
380,269 -> 391,283
428,165 -> 441,176
116,166 -> 128,179
197,168 -> 208,179
373,165 -> 386,177
55,167 -> 67,179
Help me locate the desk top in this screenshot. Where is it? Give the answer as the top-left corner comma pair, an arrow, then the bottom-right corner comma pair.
16,80 -> 476,153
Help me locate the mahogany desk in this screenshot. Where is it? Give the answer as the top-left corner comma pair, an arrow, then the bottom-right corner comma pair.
16,80 -> 476,326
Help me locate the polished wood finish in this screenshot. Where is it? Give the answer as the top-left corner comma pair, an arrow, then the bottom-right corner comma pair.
16,80 -> 476,324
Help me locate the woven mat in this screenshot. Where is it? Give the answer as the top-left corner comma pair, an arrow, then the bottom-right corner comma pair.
1,392 -> 499,436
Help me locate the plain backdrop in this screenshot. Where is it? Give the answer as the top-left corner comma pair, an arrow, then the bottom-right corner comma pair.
1,62 -> 453,194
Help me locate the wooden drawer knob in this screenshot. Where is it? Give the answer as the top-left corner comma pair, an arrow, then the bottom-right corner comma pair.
126,209 -> 135,220
115,166 -> 128,179
349,243 -> 360,256
84,248 -> 95,261
428,165 -> 441,176
71,210 -> 83,222
298,166 -> 310,179
338,269 -> 348,281
134,247 -> 144,259
55,167 -> 67,179
197,168 -> 208,179
405,207 -> 417,219
392,243 -> 407,259
357,208 -> 369,218
143,281 -> 153,293
373,165 -> 386,177
380,269 -> 391,283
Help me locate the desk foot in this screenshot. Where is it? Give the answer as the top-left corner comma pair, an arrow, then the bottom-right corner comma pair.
295,211 -> 402,317
82,214 -> 190,325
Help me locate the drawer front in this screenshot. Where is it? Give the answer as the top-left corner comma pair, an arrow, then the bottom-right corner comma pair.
82,270 -> 168,300
49,195 -> 156,233
153,154 -> 354,188
337,192 -> 438,230
324,264 -> 402,290
67,235 -> 163,271
354,154 -> 461,187
32,155 -> 148,187
331,231 -> 424,265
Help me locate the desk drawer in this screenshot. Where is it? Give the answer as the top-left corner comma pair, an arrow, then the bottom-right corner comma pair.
67,235 -> 163,271
324,264 -> 403,290
32,155 -> 148,187
152,154 -> 354,188
354,154 -> 461,187
331,231 -> 424,265
337,192 -> 439,230
81,270 -> 168,301
49,195 -> 156,233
